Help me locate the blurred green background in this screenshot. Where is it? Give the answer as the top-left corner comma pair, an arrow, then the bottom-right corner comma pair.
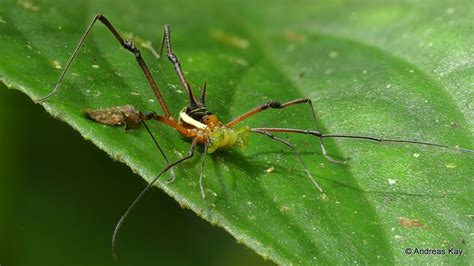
0,83 -> 272,265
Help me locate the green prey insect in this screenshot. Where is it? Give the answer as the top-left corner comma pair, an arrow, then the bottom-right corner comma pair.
36,14 -> 474,260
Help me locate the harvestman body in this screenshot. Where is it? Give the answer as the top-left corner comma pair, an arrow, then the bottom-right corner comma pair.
36,14 -> 473,259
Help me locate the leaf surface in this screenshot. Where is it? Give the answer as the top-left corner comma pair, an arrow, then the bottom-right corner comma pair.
0,0 -> 472,264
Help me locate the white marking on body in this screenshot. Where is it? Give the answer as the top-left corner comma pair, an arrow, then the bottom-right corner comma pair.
179,111 -> 208,129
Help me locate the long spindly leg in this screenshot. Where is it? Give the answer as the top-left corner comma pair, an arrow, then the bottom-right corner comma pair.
159,25 -> 198,107
199,139 -> 210,199
36,14 -> 173,118
226,98 -> 345,164
141,120 -> 176,182
250,127 -> 474,157
112,135 -> 201,261
251,129 -> 324,193
251,127 -> 347,164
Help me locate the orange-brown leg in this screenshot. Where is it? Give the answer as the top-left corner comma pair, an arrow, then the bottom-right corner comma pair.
141,111 -> 205,141
226,98 -> 345,164
36,15 -> 173,119
226,98 -> 317,128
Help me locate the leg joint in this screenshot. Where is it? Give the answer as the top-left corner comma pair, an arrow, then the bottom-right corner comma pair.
265,100 -> 282,109
304,129 -> 322,136
96,14 -> 106,22
167,53 -> 179,64
265,131 -> 275,138
123,39 -> 134,50
123,40 -> 140,56
140,112 -> 155,120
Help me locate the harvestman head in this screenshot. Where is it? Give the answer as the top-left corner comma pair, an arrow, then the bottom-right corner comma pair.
36,14 -> 474,260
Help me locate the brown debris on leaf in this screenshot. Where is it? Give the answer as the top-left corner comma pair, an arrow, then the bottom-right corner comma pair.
399,217 -> 424,228
83,105 -> 142,130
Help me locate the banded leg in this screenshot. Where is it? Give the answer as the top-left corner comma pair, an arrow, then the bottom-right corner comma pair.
226,98 -> 345,164
251,129 -> 324,193
112,135 -> 201,261
36,14 -> 172,118
159,25 -> 198,107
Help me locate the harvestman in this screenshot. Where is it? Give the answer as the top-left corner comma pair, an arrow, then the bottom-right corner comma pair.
36,14 -> 473,259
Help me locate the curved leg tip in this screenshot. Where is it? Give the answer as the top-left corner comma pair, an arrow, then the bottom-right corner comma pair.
323,154 -> 349,165
165,168 -> 176,183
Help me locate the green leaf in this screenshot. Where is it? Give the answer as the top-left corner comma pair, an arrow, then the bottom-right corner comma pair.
1,1 -> 472,264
